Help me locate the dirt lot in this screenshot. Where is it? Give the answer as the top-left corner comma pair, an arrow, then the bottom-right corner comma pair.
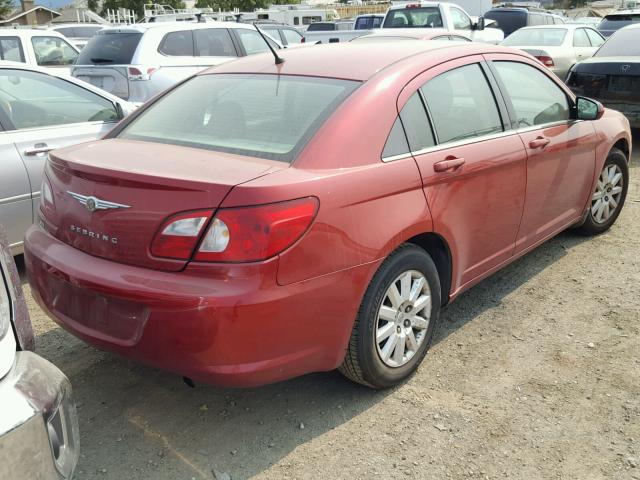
20,134 -> 639,480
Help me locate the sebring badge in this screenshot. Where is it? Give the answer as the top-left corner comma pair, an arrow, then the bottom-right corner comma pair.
67,191 -> 130,213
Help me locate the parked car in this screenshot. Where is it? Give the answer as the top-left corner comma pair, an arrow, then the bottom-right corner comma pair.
351,27 -> 471,42
597,10 -> 640,37
71,22 -> 284,104
502,24 -> 604,79
26,41 -> 630,390
0,62 -> 135,255
354,14 -> 385,29
255,22 -> 304,46
0,225 -> 79,479
567,23 -> 640,127
484,7 -> 566,38
50,23 -> 107,50
0,29 -> 79,74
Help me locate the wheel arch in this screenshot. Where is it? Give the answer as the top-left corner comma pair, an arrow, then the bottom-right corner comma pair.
404,232 -> 453,307
612,137 -> 630,162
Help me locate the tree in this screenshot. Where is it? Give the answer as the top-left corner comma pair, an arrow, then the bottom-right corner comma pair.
0,0 -> 13,19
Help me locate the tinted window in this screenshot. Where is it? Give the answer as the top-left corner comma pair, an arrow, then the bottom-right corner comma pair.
585,28 -> 604,46
77,32 -> 142,65
32,36 -> 78,66
599,14 -> 640,32
373,17 -> 383,28
450,7 -> 472,30
0,69 -> 118,129
119,74 -> 359,162
307,23 -> 335,31
383,7 -> 443,28
293,17 -> 300,25
159,30 -> 194,56
399,93 -> 435,152
382,116 -> 410,158
494,61 -> 569,127
236,29 -> 276,55
421,64 -> 502,144
502,28 -> 567,46
0,37 -> 24,62
594,28 -> 640,56
355,17 -> 369,29
282,28 -> 303,44
573,28 -> 590,47
194,28 -> 236,56
484,10 -> 527,35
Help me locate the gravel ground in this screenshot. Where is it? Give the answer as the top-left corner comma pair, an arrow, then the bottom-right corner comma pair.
20,132 -> 639,480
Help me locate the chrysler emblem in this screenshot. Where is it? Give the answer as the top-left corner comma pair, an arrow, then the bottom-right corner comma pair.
67,191 -> 130,212
621,64 -> 631,73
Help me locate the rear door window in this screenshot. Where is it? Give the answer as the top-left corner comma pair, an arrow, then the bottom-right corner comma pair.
585,28 -> 604,46
573,28 -> 591,47
0,37 -> 25,62
282,28 -> 303,44
194,28 -> 236,57
159,30 -> 194,56
421,64 -> 503,144
31,36 -> 78,66
493,61 -> 569,127
76,32 -> 142,65
236,29 -> 277,55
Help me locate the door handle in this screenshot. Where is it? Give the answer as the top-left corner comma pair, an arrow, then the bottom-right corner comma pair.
24,143 -> 59,156
528,137 -> 550,149
433,157 -> 465,172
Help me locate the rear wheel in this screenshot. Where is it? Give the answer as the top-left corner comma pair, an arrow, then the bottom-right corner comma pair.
339,244 -> 441,388
576,148 -> 628,235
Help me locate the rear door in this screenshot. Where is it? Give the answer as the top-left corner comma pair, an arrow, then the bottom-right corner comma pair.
0,68 -> 121,242
573,28 -> 596,63
395,56 -> 527,291
487,54 -> 598,253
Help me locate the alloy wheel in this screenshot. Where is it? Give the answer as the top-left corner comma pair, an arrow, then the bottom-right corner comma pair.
591,164 -> 624,224
375,270 -> 431,368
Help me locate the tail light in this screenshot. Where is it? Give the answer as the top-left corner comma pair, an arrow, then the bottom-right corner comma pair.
536,55 -> 554,68
151,210 -> 213,259
40,177 -> 55,215
301,37 -> 305,43
195,197 -> 319,262
127,66 -> 158,81
151,198 -> 319,263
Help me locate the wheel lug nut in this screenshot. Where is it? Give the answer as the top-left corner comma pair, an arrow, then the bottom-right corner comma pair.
405,306 -> 412,313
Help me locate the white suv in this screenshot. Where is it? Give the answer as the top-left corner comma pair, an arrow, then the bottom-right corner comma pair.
0,29 -> 79,74
71,22 -> 283,104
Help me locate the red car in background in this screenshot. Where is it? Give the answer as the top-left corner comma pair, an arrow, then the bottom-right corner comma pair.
25,42 -> 631,389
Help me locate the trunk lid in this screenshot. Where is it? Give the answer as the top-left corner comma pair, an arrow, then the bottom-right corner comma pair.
45,139 -> 285,271
570,59 -> 640,102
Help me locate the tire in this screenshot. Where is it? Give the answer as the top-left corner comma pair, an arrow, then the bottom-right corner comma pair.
339,244 -> 441,389
575,148 -> 629,236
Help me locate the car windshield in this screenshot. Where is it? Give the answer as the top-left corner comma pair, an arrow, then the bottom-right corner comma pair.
119,74 -> 360,162
383,7 -> 443,28
76,32 -> 142,64
502,28 -> 567,46
594,28 -> 640,56
599,14 -> 640,31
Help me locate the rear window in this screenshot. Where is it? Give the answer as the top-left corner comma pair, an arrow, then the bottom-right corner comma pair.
484,10 -> 527,34
119,74 -> 359,162
383,7 -> 443,28
599,14 -> 640,31
76,32 -> 142,65
594,28 -> 640,56
307,23 -> 335,31
502,27 -> 567,46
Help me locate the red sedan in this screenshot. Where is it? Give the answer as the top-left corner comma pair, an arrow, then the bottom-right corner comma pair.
25,42 -> 631,388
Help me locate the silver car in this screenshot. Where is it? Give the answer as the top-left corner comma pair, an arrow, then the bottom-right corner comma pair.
0,225 -> 79,479
502,24 -> 605,80
0,62 -> 134,255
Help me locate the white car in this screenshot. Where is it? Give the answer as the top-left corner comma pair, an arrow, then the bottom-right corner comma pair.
0,29 -> 79,75
0,62 -> 135,254
502,24 -> 605,79
72,22 -> 285,104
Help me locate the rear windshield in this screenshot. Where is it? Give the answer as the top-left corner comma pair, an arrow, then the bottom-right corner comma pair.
502,27 -> 567,46
599,14 -> 640,31
307,23 -> 335,31
119,74 -> 360,162
484,10 -> 527,34
594,28 -> 640,56
76,32 -> 142,65
383,7 -> 443,28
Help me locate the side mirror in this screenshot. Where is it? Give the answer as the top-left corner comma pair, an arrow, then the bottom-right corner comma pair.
575,96 -> 604,120
473,16 -> 485,31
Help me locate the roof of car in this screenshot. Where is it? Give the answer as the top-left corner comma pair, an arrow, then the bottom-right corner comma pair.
354,27 -> 461,40
0,28 -> 67,38
515,24 -> 585,30
98,21 -> 262,34
206,41 -> 505,81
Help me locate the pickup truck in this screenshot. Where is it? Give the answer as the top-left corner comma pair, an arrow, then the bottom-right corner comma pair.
0,29 -> 80,74
301,2 -> 503,44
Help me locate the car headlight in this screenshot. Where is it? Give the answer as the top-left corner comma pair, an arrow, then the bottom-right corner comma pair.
0,269 -> 10,340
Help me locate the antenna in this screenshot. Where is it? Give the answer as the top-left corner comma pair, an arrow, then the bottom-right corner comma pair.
253,23 -> 285,65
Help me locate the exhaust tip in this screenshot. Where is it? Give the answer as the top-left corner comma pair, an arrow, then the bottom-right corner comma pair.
183,376 -> 196,388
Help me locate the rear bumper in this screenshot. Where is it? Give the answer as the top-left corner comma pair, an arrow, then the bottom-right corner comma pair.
0,351 -> 79,480
25,225 -> 375,387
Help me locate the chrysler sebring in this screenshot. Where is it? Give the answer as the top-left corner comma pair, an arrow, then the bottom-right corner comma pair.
25,42 -> 631,388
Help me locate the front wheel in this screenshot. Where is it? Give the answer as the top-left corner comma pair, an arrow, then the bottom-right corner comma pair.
576,148 -> 629,236
339,244 -> 441,389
